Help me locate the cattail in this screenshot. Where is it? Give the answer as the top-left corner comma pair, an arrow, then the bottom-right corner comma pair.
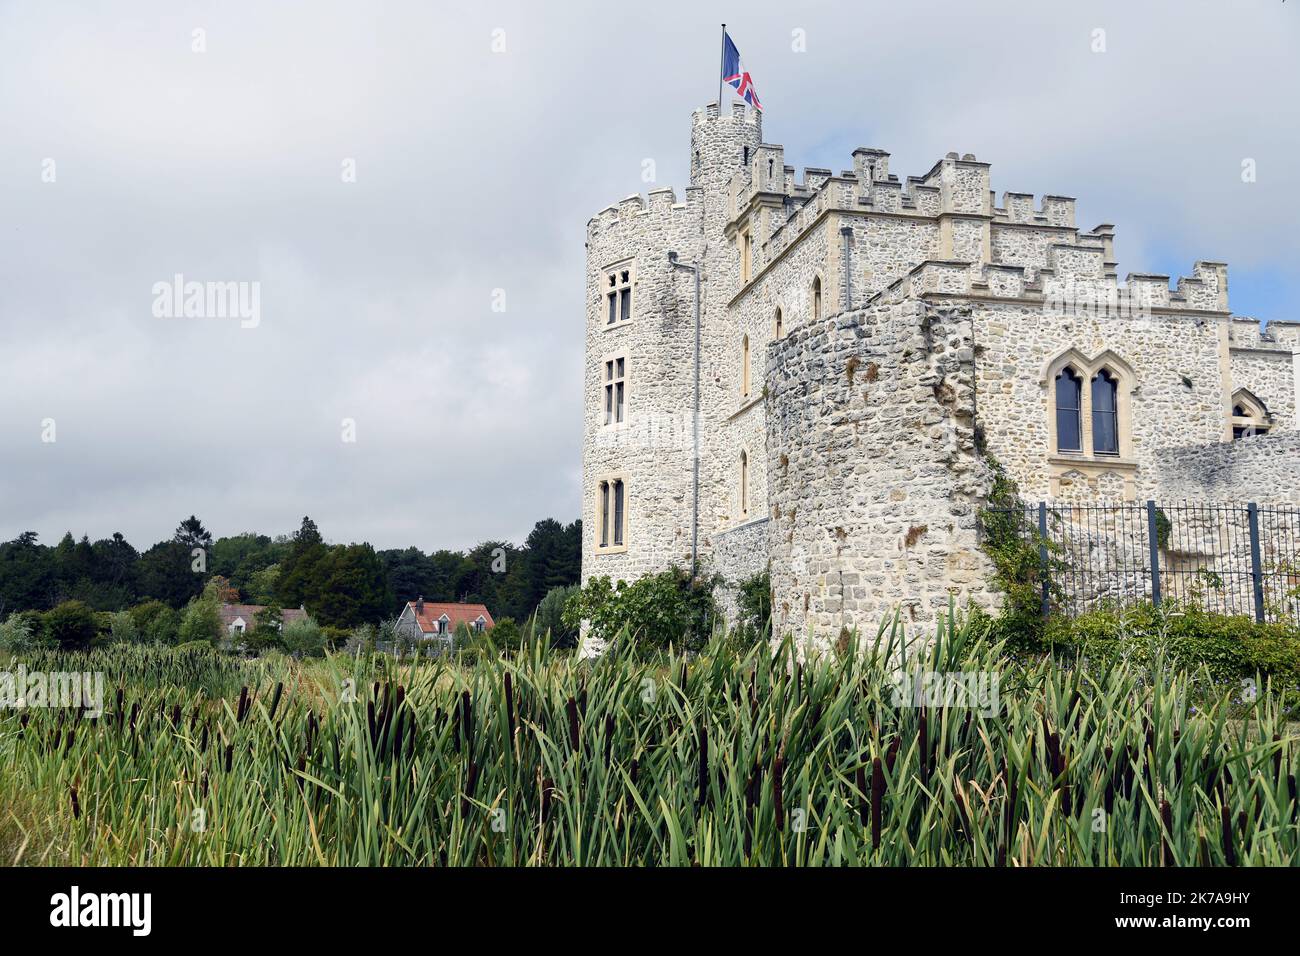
268,682 -> 284,720
566,696 -> 580,753
200,771 -> 209,800
1159,798 -> 1174,866
69,784 -> 81,820
772,750 -> 785,832
461,690 -> 474,753
504,672 -> 515,739
236,686 -> 250,723
886,736 -> 900,775
367,700 -> 377,748
870,756 -> 884,850
170,703 -> 181,729
224,742 -> 233,773
630,758 -> 639,787
1221,805 -> 1237,866
128,703 -> 139,734
1237,810 -> 1247,840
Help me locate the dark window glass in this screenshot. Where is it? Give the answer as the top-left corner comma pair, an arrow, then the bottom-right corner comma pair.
599,482 -> 609,547
613,480 -> 624,546
615,382 -> 624,422
1055,368 -> 1082,452
607,293 -> 615,324
1091,370 -> 1119,455
1233,405 -> 1245,417
619,288 -> 631,321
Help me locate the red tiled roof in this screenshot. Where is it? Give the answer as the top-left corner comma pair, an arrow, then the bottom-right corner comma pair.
219,604 -> 310,628
404,601 -> 494,633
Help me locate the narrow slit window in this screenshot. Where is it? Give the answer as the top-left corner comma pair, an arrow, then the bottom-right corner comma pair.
812,277 -> 822,322
599,481 -> 610,547
603,357 -> 626,426
740,451 -> 749,518
741,335 -> 750,397
613,480 -> 624,546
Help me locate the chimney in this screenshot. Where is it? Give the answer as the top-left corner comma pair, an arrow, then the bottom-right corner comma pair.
416,595 -> 425,615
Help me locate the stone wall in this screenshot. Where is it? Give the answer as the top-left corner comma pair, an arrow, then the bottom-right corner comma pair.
709,517 -> 770,626
765,299 -> 997,650
1151,430 -> 1300,506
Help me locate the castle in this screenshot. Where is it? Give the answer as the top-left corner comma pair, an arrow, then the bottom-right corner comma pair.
582,102 -> 1300,645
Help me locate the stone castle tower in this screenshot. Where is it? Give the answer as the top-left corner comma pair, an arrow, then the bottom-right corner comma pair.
582,102 -> 1300,645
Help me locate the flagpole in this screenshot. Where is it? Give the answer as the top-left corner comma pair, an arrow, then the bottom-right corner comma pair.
717,24 -> 726,111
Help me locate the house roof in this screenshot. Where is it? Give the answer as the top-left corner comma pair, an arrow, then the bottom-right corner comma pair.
404,601 -> 494,633
218,604 -> 310,628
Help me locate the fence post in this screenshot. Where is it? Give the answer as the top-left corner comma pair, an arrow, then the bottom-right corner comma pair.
1146,500 -> 1162,608
1038,502 -> 1050,618
1248,501 -> 1266,623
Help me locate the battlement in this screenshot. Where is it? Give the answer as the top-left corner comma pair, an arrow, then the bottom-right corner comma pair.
691,101 -> 762,131
871,258 -> 1230,313
587,186 -> 700,240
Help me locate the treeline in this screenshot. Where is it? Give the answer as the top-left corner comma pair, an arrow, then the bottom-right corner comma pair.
0,514 -> 582,630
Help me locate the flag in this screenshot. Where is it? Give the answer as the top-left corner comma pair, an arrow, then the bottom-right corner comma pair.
722,31 -> 762,111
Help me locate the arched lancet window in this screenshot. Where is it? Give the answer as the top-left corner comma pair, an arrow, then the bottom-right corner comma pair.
812,277 -> 823,322
741,334 -> 751,397
774,307 -> 783,340
739,451 -> 749,518
1055,367 -> 1082,453
1091,370 -> 1119,455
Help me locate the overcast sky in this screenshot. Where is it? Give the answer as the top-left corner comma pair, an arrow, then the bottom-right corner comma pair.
2,0 -> 1297,552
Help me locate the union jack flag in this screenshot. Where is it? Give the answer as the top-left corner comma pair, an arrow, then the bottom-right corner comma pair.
722,31 -> 761,111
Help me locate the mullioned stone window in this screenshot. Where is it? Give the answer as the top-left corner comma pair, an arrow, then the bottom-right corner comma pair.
1231,390 -> 1271,440
604,260 -> 635,327
595,475 -> 627,553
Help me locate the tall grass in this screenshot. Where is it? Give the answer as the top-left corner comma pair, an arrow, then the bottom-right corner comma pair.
0,618 -> 1296,865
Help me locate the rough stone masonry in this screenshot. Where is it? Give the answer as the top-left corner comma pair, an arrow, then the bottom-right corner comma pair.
581,102 -> 1300,646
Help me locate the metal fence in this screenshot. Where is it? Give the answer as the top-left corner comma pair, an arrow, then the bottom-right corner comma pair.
981,501 -> 1300,625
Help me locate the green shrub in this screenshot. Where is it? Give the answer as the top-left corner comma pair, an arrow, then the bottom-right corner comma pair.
531,585 -> 579,648
42,600 -> 100,650
564,567 -> 721,651
977,600 -> 1300,697
177,597 -> 223,648
282,617 -> 326,657
0,612 -> 51,652
107,610 -> 141,644
732,570 -> 772,648
129,600 -> 180,645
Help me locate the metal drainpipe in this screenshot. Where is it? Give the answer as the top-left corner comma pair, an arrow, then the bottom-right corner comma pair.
669,251 -> 702,578
840,225 -> 854,312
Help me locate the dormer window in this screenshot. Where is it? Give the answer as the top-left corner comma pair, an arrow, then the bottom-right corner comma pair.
437,614 -> 450,635
474,616 -> 486,633
1231,390 -> 1270,440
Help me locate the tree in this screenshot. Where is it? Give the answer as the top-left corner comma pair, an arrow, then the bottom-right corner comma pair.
532,584 -> 580,648
173,516 -> 213,553
248,604 -> 284,651
203,575 -> 240,604
43,600 -> 101,650
130,600 -> 181,644
177,596 -> 224,647
138,541 -> 204,608
0,532 -> 57,614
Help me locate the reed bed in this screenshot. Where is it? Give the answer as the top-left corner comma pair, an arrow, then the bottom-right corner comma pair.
0,619 -> 1296,866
